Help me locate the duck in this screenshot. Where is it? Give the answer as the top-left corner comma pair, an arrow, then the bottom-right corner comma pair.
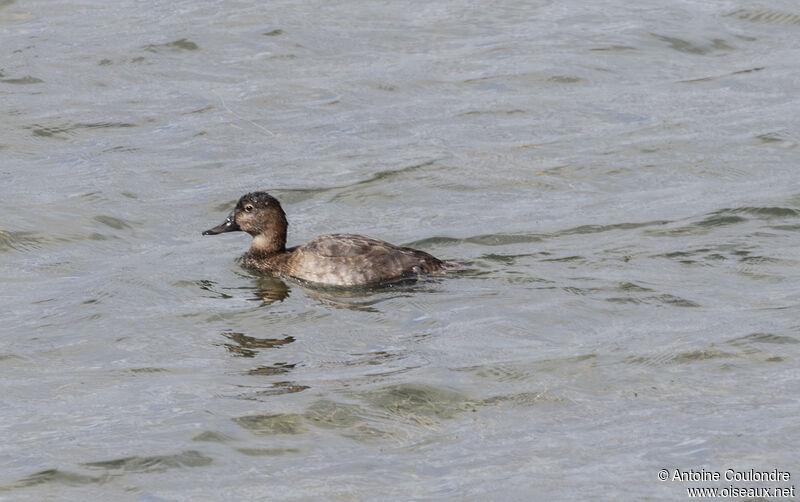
203,191 -> 460,286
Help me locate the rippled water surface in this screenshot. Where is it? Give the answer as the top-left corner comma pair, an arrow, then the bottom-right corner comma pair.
2,0 -> 799,500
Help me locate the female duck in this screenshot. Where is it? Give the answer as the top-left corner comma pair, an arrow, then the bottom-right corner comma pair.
203,192 -> 459,286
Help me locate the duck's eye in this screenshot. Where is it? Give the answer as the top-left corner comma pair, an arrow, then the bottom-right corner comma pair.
244,204 -> 254,212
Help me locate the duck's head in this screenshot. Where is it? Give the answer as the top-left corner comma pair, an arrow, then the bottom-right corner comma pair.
203,192 -> 287,239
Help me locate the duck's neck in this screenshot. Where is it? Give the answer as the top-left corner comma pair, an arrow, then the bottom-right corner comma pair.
249,227 -> 287,257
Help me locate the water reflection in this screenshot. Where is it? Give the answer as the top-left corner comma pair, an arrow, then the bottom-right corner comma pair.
231,383 -> 485,441
193,279 -> 233,299
246,271 -> 452,311
228,381 -> 561,443
221,330 -> 295,357
263,273 -> 454,311
0,229 -> 44,252
304,399 -> 388,440
2,469 -> 111,490
1,451 -> 212,491
355,383 -> 474,421
234,381 -> 310,399
82,450 -> 212,473
141,38 -> 200,53
247,362 -> 296,375
251,276 -> 291,304
236,447 -> 301,456
233,413 -> 307,435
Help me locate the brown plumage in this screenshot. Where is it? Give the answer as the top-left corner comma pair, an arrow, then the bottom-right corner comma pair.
203,192 -> 460,286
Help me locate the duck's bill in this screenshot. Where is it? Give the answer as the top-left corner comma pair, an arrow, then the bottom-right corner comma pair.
202,215 -> 240,235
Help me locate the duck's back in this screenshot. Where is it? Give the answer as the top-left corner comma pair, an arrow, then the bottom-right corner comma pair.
285,233 -> 445,286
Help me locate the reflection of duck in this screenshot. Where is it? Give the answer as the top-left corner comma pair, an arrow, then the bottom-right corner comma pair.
253,276 -> 290,305
222,330 -> 294,357
204,192 -> 461,286
252,275 -> 402,311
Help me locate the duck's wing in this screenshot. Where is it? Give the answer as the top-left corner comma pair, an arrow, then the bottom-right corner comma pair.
299,234 -> 402,257
288,234 -> 444,286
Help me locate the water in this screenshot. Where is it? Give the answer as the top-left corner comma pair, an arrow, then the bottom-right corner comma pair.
2,0 -> 799,499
